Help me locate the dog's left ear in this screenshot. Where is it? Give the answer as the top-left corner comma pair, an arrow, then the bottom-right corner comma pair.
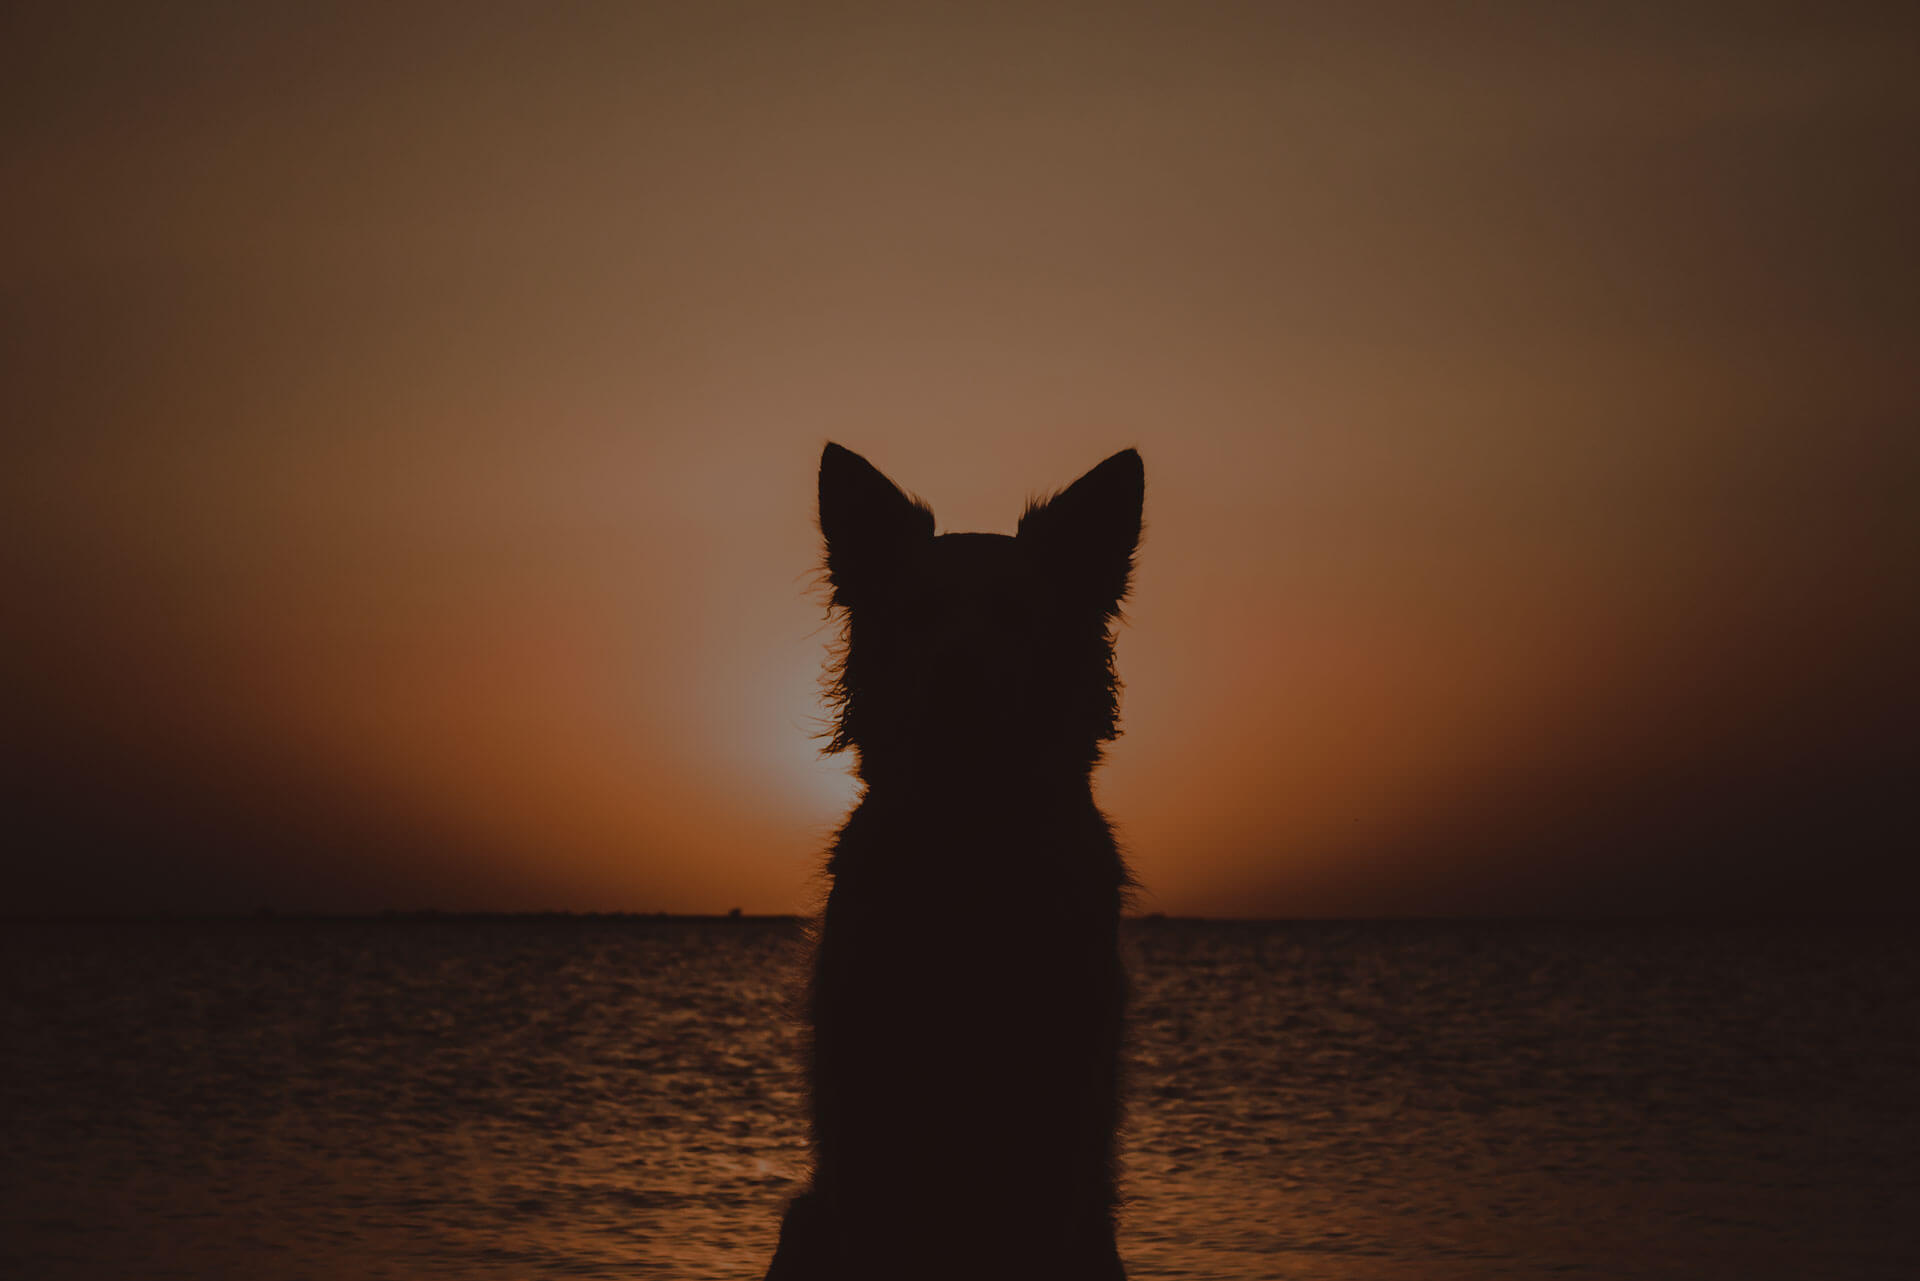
1018,449 -> 1143,613
820,442 -> 935,602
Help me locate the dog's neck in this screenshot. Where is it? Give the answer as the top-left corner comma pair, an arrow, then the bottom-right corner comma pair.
855,756 -> 1096,815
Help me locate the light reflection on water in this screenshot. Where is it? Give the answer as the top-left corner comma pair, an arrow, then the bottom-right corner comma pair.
3,918 -> 1914,1279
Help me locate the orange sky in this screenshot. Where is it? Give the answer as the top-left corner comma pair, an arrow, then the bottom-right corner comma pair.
5,3 -> 1916,914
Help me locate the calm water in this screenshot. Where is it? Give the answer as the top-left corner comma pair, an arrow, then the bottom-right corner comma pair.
3,917 -> 1915,1279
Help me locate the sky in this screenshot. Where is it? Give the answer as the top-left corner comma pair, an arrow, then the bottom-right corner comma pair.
4,2 -> 1916,915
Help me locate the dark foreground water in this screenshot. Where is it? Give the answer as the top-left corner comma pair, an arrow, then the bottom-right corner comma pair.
3,917 -> 1915,1279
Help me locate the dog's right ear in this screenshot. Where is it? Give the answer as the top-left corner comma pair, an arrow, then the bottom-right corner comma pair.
819,443 -> 934,599
1018,448 -> 1143,614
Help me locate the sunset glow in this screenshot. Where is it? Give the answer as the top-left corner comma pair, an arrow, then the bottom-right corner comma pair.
5,3 -> 1914,916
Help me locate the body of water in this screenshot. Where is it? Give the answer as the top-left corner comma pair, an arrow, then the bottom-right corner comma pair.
4,917 -> 1914,1278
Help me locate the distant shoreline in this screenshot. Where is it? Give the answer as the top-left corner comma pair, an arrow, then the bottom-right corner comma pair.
2,910 -> 1899,925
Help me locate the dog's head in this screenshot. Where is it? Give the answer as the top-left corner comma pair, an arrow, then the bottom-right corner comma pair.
818,443 -> 1143,784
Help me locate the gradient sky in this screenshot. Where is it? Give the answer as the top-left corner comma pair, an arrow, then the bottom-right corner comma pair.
5,2 -> 1916,915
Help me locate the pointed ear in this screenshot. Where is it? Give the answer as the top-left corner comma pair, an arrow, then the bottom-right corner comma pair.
819,443 -> 934,598
1018,449 -> 1143,612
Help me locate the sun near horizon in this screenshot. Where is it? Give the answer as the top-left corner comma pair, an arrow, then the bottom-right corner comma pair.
5,3 -> 1916,917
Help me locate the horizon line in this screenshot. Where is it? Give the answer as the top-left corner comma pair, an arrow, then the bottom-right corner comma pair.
4,908 -> 1906,924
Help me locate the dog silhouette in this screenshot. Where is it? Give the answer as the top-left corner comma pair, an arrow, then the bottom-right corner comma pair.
766,444 -> 1143,1280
